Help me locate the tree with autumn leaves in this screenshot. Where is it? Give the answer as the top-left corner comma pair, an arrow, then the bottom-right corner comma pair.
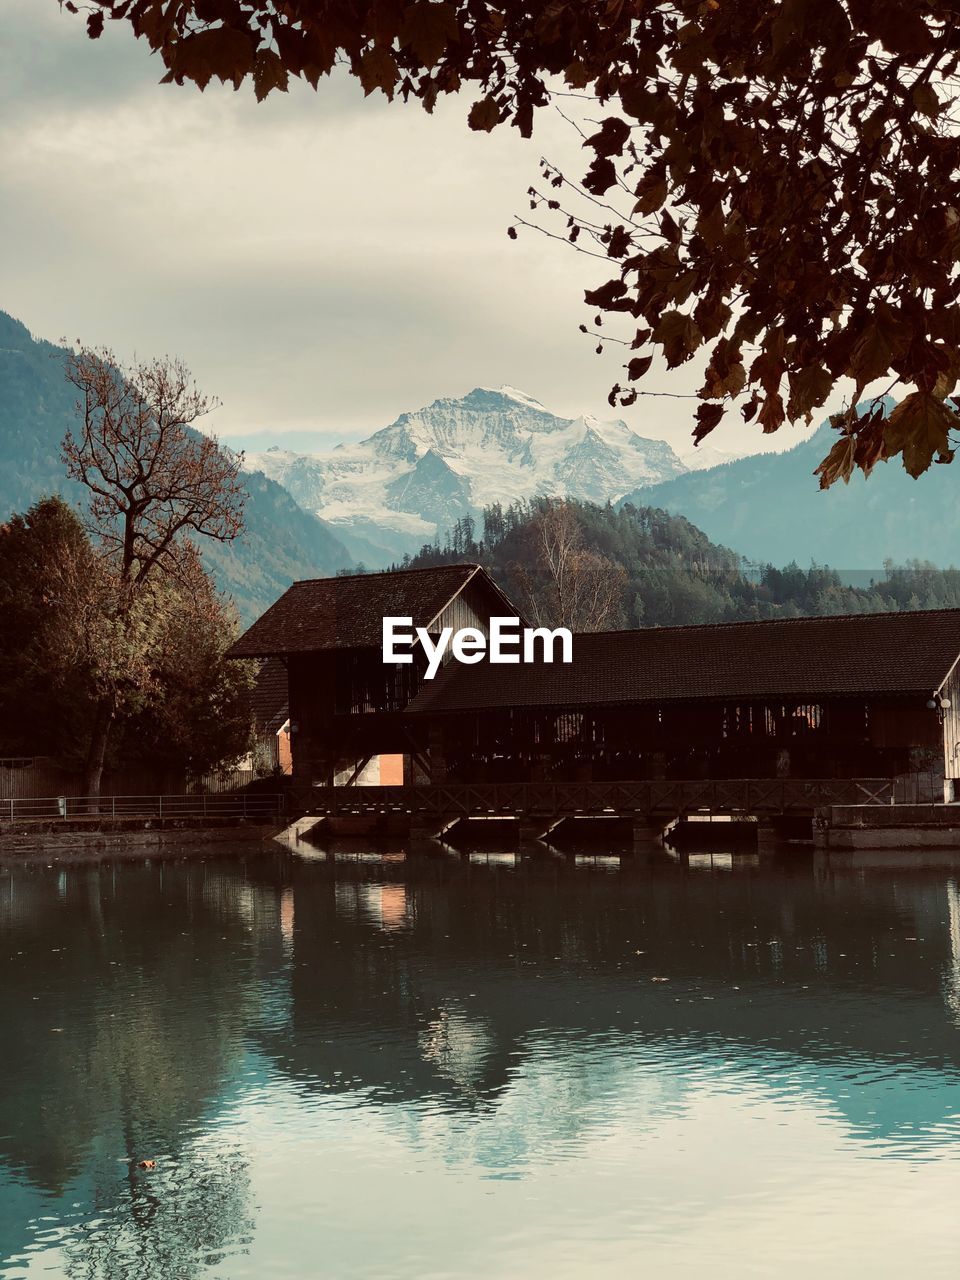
71,1 -> 960,486
61,348 -> 250,794
0,351 -> 255,796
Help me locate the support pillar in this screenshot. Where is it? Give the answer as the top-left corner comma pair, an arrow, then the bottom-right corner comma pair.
632,816 -> 663,853
427,723 -> 447,782
756,821 -> 780,853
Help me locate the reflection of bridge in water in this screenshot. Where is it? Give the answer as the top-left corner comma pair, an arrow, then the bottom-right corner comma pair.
259,853 -> 960,1153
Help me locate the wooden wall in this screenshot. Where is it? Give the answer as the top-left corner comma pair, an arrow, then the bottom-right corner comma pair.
941,665 -> 960,780
431,693 -> 949,784
432,574 -> 517,652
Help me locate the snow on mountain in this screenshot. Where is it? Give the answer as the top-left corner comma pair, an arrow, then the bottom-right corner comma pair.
680,444 -> 742,471
245,386 -> 685,562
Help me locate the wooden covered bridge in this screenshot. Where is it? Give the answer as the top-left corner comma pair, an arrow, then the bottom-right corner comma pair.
229,565 -> 960,837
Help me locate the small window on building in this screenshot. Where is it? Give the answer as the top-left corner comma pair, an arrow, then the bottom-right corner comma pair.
554,712 -> 585,743
764,703 -> 823,736
723,705 -> 755,737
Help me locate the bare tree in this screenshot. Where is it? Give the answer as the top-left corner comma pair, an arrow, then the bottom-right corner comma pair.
534,502 -> 581,628
514,501 -> 625,632
565,549 -> 625,634
62,348 -> 246,797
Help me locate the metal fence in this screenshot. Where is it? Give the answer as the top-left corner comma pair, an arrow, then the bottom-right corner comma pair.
1,792 -> 286,823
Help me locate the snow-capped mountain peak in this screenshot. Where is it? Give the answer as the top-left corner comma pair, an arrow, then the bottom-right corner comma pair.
478,384 -> 549,411
245,386 -> 685,564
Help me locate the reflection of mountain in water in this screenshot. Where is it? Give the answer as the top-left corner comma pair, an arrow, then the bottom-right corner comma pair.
3,852 -> 960,1273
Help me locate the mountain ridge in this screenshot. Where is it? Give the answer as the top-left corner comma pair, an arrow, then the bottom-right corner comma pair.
245,384 -> 686,562
0,310 -> 352,623
618,398 -> 960,570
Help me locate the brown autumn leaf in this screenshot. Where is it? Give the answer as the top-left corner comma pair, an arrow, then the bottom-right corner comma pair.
564,59 -> 591,89
399,1 -> 458,68
693,401 -> 725,444
883,392 -> 958,477
757,391 -> 785,434
633,170 -> 669,215
583,155 -> 618,196
853,412 -> 888,479
786,365 -> 833,422
585,117 -> 632,158
358,46 -> 399,97
653,310 -> 702,367
167,27 -> 257,89
815,434 -> 856,489
253,49 -> 288,101
468,95 -> 500,131
701,342 -> 746,398
849,305 -> 910,386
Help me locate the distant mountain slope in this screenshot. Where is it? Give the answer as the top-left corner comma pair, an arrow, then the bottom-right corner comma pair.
401,496 -> 960,628
245,385 -> 685,562
622,405 -> 960,569
0,311 -> 350,623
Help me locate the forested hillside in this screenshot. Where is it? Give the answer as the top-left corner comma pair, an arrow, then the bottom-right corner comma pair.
0,310 -> 351,622
395,498 -> 960,630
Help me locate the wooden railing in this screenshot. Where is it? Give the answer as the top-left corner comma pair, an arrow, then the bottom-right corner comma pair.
305,778 -> 895,818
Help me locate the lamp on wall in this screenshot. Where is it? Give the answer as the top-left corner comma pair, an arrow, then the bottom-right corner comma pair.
927,692 -> 952,721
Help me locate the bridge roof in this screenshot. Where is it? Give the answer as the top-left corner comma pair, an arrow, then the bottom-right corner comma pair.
228,564 -> 511,657
407,607 -> 960,713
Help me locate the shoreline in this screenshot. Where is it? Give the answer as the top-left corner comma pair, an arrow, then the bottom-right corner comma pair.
0,818 -> 284,864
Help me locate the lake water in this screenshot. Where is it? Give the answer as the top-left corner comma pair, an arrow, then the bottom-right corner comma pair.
2,842 -> 960,1278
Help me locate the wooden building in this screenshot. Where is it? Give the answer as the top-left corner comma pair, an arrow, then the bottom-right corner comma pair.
228,564 -> 520,786
229,566 -> 960,793
406,608 -> 960,788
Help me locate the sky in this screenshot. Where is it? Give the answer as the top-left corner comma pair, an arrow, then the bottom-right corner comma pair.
1,1 -> 822,458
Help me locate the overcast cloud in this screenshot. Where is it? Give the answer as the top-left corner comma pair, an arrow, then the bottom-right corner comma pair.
1,1 -> 824,457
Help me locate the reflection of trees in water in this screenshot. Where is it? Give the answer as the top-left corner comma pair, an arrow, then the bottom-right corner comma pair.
0,856 -> 289,1273
63,1145 -> 252,1280
418,1005 -> 494,1094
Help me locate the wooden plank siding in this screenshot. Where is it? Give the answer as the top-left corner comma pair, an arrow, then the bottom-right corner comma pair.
941,663 -> 960,780
428,694 -> 944,784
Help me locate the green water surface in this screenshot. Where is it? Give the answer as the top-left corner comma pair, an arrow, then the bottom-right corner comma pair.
1,844 -> 960,1278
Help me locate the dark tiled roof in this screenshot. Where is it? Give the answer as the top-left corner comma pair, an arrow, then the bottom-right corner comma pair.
228,564 -> 488,657
250,658 -> 289,733
407,608 -> 960,713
